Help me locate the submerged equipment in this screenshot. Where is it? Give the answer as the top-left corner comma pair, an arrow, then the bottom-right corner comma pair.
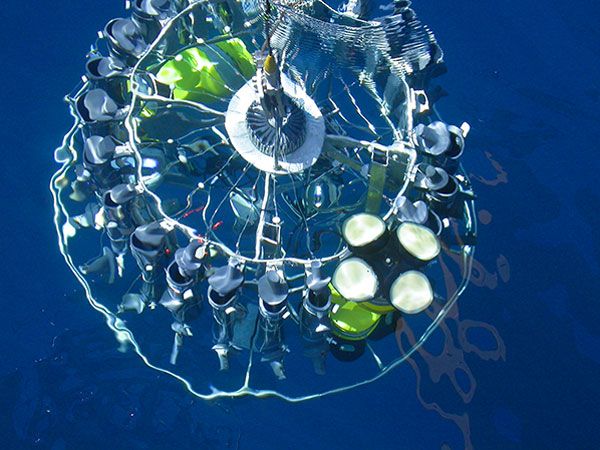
52,0 -> 477,401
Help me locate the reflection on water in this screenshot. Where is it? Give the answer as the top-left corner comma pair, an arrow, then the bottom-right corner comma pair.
396,150 -> 509,449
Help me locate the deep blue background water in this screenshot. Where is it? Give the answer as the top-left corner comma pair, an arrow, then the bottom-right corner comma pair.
1,0 -> 599,448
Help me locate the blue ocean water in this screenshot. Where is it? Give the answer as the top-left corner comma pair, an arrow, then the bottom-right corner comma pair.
0,0 -> 599,448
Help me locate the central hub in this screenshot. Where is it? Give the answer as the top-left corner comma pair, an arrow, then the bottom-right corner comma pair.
225,72 -> 325,174
246,97 -> 307,157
